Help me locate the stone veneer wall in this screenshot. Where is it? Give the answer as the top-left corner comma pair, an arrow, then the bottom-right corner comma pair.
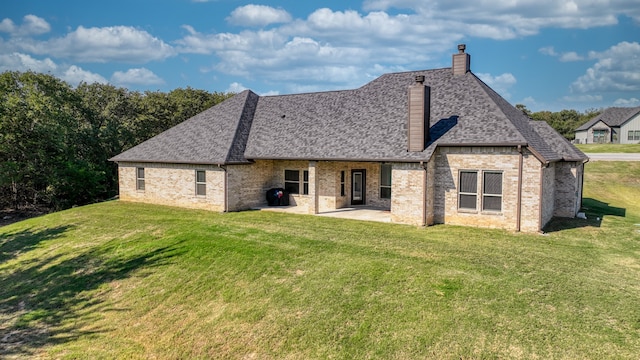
433,146 -> 544,232
117,162 -> 226,211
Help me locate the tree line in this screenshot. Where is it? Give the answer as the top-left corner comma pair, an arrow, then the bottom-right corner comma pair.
0,71 -> 233,211
1,71 -> 601,213
516,104 -> 600,140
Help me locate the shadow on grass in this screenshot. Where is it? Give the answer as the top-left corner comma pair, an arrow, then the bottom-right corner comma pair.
0,226 -> 72,263
543,198 -> 626,233
0,227 -> 182,358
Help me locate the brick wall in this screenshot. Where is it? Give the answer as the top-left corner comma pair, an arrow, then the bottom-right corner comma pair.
433,146 -> 544,231
117,162 -> 225,211
391,163 -> 426,226
553,162 -> 582,218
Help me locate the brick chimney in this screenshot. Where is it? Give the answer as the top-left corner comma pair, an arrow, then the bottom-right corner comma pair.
452,44 -> 470,76
408,75 -> 430,152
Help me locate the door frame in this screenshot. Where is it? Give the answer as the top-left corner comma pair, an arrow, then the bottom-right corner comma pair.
351,169 -> 366,205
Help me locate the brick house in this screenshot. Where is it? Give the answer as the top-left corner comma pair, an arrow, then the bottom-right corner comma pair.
574,106 -> 640,144
111,45 -> 588,232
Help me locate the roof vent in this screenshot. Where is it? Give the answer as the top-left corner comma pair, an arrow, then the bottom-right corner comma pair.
415,75 -> 425,84
452,44 -> 470,76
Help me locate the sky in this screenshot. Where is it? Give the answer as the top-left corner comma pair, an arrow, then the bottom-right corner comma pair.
1,0 -> 639,112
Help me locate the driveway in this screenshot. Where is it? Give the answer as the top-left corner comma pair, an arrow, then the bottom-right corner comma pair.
586,153 -> 640,161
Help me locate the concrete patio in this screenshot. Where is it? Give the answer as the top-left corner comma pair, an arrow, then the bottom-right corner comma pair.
256,205 -> 392,223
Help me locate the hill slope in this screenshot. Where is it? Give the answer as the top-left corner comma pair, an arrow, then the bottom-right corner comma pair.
1,162 -> 639,359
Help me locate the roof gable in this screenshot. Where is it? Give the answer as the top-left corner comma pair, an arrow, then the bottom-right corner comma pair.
576,106 -> 640,131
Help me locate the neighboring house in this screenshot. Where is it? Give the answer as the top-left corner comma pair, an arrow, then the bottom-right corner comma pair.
574,106 -> 640,144
111,45 -> 588,232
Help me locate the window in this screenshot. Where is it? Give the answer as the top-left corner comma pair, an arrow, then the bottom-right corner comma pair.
482,171 -> 502,212
636,131 -> 640,141
380,164 -> 392,199
629,131 -> 634,141
195,170 -> 206,196
284,170 -> 300,194
458,171 -> 477,210
136,167 -> 145,191
593,129 -> 607,143
303,170 -> 309,195
340,171 -> 346,196
631,130 -> 640,141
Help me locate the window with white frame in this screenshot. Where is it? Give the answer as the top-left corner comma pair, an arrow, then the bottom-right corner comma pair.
458,171 -> 477,210
285,170 -> 300,194
482,171 -> 502,212
136,167 -> 145,191
630,130 -> 640,141
195,170 -> 206,196
380,164 -> 392,199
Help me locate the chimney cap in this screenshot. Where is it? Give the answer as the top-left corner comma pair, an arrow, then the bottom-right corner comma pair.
415,75 -> 425,84
458,44 -> 466,53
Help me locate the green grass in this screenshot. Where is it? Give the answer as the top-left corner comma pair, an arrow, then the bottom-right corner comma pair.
2,162 -> 640,359
575,143 -> 640,153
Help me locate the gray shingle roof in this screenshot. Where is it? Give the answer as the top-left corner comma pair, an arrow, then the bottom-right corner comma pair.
576,106 -> 640,131
529,121 -> 587,162
110,90 -> 258,164
111,68 -> 587,165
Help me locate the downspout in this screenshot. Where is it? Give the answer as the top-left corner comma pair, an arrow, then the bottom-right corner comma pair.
516,146 -> 523,232
538,162 -> 548,233
421,161 -> 427,227
218,164 -> 228,212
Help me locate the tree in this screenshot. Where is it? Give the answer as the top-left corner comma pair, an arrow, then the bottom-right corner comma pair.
0,71 -> 104,209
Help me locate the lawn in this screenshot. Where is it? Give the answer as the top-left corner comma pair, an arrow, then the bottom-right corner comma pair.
1,162 -> 639,359
575,143 -> 640,153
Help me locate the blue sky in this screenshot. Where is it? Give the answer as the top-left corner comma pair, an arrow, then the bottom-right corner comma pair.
2,0 -> 639,112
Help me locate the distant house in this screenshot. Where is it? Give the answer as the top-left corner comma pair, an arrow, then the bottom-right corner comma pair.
575,107 -> 640,144
111,45 -> 588,232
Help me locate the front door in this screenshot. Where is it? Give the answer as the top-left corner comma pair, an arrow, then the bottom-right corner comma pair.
351,169 -> 366,205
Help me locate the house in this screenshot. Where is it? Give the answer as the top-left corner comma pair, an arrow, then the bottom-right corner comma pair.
110,45 -> 588,232
574,106 -> 640,144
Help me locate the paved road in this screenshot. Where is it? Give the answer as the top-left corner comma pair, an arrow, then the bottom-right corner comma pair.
586,153 -> 640,161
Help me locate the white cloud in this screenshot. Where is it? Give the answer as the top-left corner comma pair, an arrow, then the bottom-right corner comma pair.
226,82 -> 247,93
540,46 -> 585,62
559,51 -> 584,62
0,52 -> 57,73
0,15 -> 50,37
260,90 -> 280,96
365,0 -> 640,39
539,46 -> 557,56
571,41 -> 640,93
0,52 -> 107,85
562,94 -> 603,102
111,68 -> 164,86
227,5 -> 292,27
613,97 -> 640,106
62,65 -> 108,85
19,25 -> 175,63
477,72 -> 517,98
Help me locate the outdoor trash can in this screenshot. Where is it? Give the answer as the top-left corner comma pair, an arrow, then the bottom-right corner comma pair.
266,188 -> 289,206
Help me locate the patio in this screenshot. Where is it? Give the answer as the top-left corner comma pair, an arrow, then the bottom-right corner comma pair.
256,205 -> 391,223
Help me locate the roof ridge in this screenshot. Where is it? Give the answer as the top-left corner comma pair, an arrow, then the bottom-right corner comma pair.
469,72 -> 562,162
224,90 -> 259,164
